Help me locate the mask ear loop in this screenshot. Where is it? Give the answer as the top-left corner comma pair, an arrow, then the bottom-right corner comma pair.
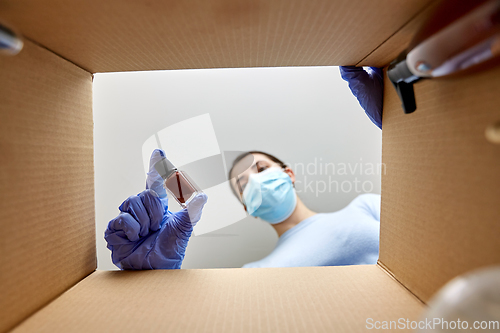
282,164 -> 295,188
236,180 -> 248,212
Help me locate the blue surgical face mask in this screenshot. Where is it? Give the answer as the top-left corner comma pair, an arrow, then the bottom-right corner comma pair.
242,167 -> 297,224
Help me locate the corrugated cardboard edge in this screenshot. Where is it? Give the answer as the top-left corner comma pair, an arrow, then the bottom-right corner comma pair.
23,36 -> 92,73
377,261 -> 426,305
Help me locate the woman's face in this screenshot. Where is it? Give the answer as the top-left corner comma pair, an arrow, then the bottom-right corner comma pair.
230,153 -> 294,208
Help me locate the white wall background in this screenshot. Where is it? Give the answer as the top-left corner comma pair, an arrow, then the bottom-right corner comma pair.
93,66 -> 382,270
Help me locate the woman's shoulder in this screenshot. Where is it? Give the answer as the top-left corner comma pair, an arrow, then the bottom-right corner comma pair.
241,261 -> 260,268
348,193 -> 381,207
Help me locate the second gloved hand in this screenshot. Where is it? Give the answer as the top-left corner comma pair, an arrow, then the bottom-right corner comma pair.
340,66 -> 384,129
104,149 -> 208,269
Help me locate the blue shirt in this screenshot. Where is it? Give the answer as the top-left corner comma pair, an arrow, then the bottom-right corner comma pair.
242,194 -> 381,268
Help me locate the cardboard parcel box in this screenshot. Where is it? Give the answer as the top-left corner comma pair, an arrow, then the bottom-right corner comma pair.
1,0 -> 499,332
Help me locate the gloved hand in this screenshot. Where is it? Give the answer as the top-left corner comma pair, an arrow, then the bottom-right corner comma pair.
340,66 -> 384,129
104,149 -> 208,270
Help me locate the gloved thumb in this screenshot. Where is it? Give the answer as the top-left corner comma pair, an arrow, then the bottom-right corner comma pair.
173,192 -> 208,230
186,192 -> 208,224
146,149 -> 167,199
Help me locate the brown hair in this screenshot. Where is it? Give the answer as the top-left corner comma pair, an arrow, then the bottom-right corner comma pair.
228,150 -> 286,199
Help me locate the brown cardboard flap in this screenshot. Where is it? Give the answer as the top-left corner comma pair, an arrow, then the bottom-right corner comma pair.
0,40 -> 95,332
0,0 -> 432,73
380,66 -> 500,302
11,266 -> 424,332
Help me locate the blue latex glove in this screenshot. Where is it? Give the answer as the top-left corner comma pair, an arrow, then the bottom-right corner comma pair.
340,66 -> 384,129
104,149 -> 208,270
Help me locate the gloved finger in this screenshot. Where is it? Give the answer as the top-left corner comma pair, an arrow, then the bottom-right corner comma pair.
107,212 -> 141,242
146,149 -> 168,199
144,187 -> 170,214
154,221 -> 189,267
146,176 -> 166,197
119,194 -> 151,237
368,67 -> 383,77
139,189 -> 165,231
104,229 -> 132,246
172,192 -> 208,228
339,66 -> 368,81
339,66 -> 383,130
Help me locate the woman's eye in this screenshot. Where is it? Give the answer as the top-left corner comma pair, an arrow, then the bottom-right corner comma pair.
258,166 -> 268,172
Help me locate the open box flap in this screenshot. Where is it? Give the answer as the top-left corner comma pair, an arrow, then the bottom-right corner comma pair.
11,266 -> 424,333
0,0 -> 434,73
379,64 -> 500,302
0,39 -> 95,332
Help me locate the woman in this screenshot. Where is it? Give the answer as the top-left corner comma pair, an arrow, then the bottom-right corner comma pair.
229,150 -> 380,268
